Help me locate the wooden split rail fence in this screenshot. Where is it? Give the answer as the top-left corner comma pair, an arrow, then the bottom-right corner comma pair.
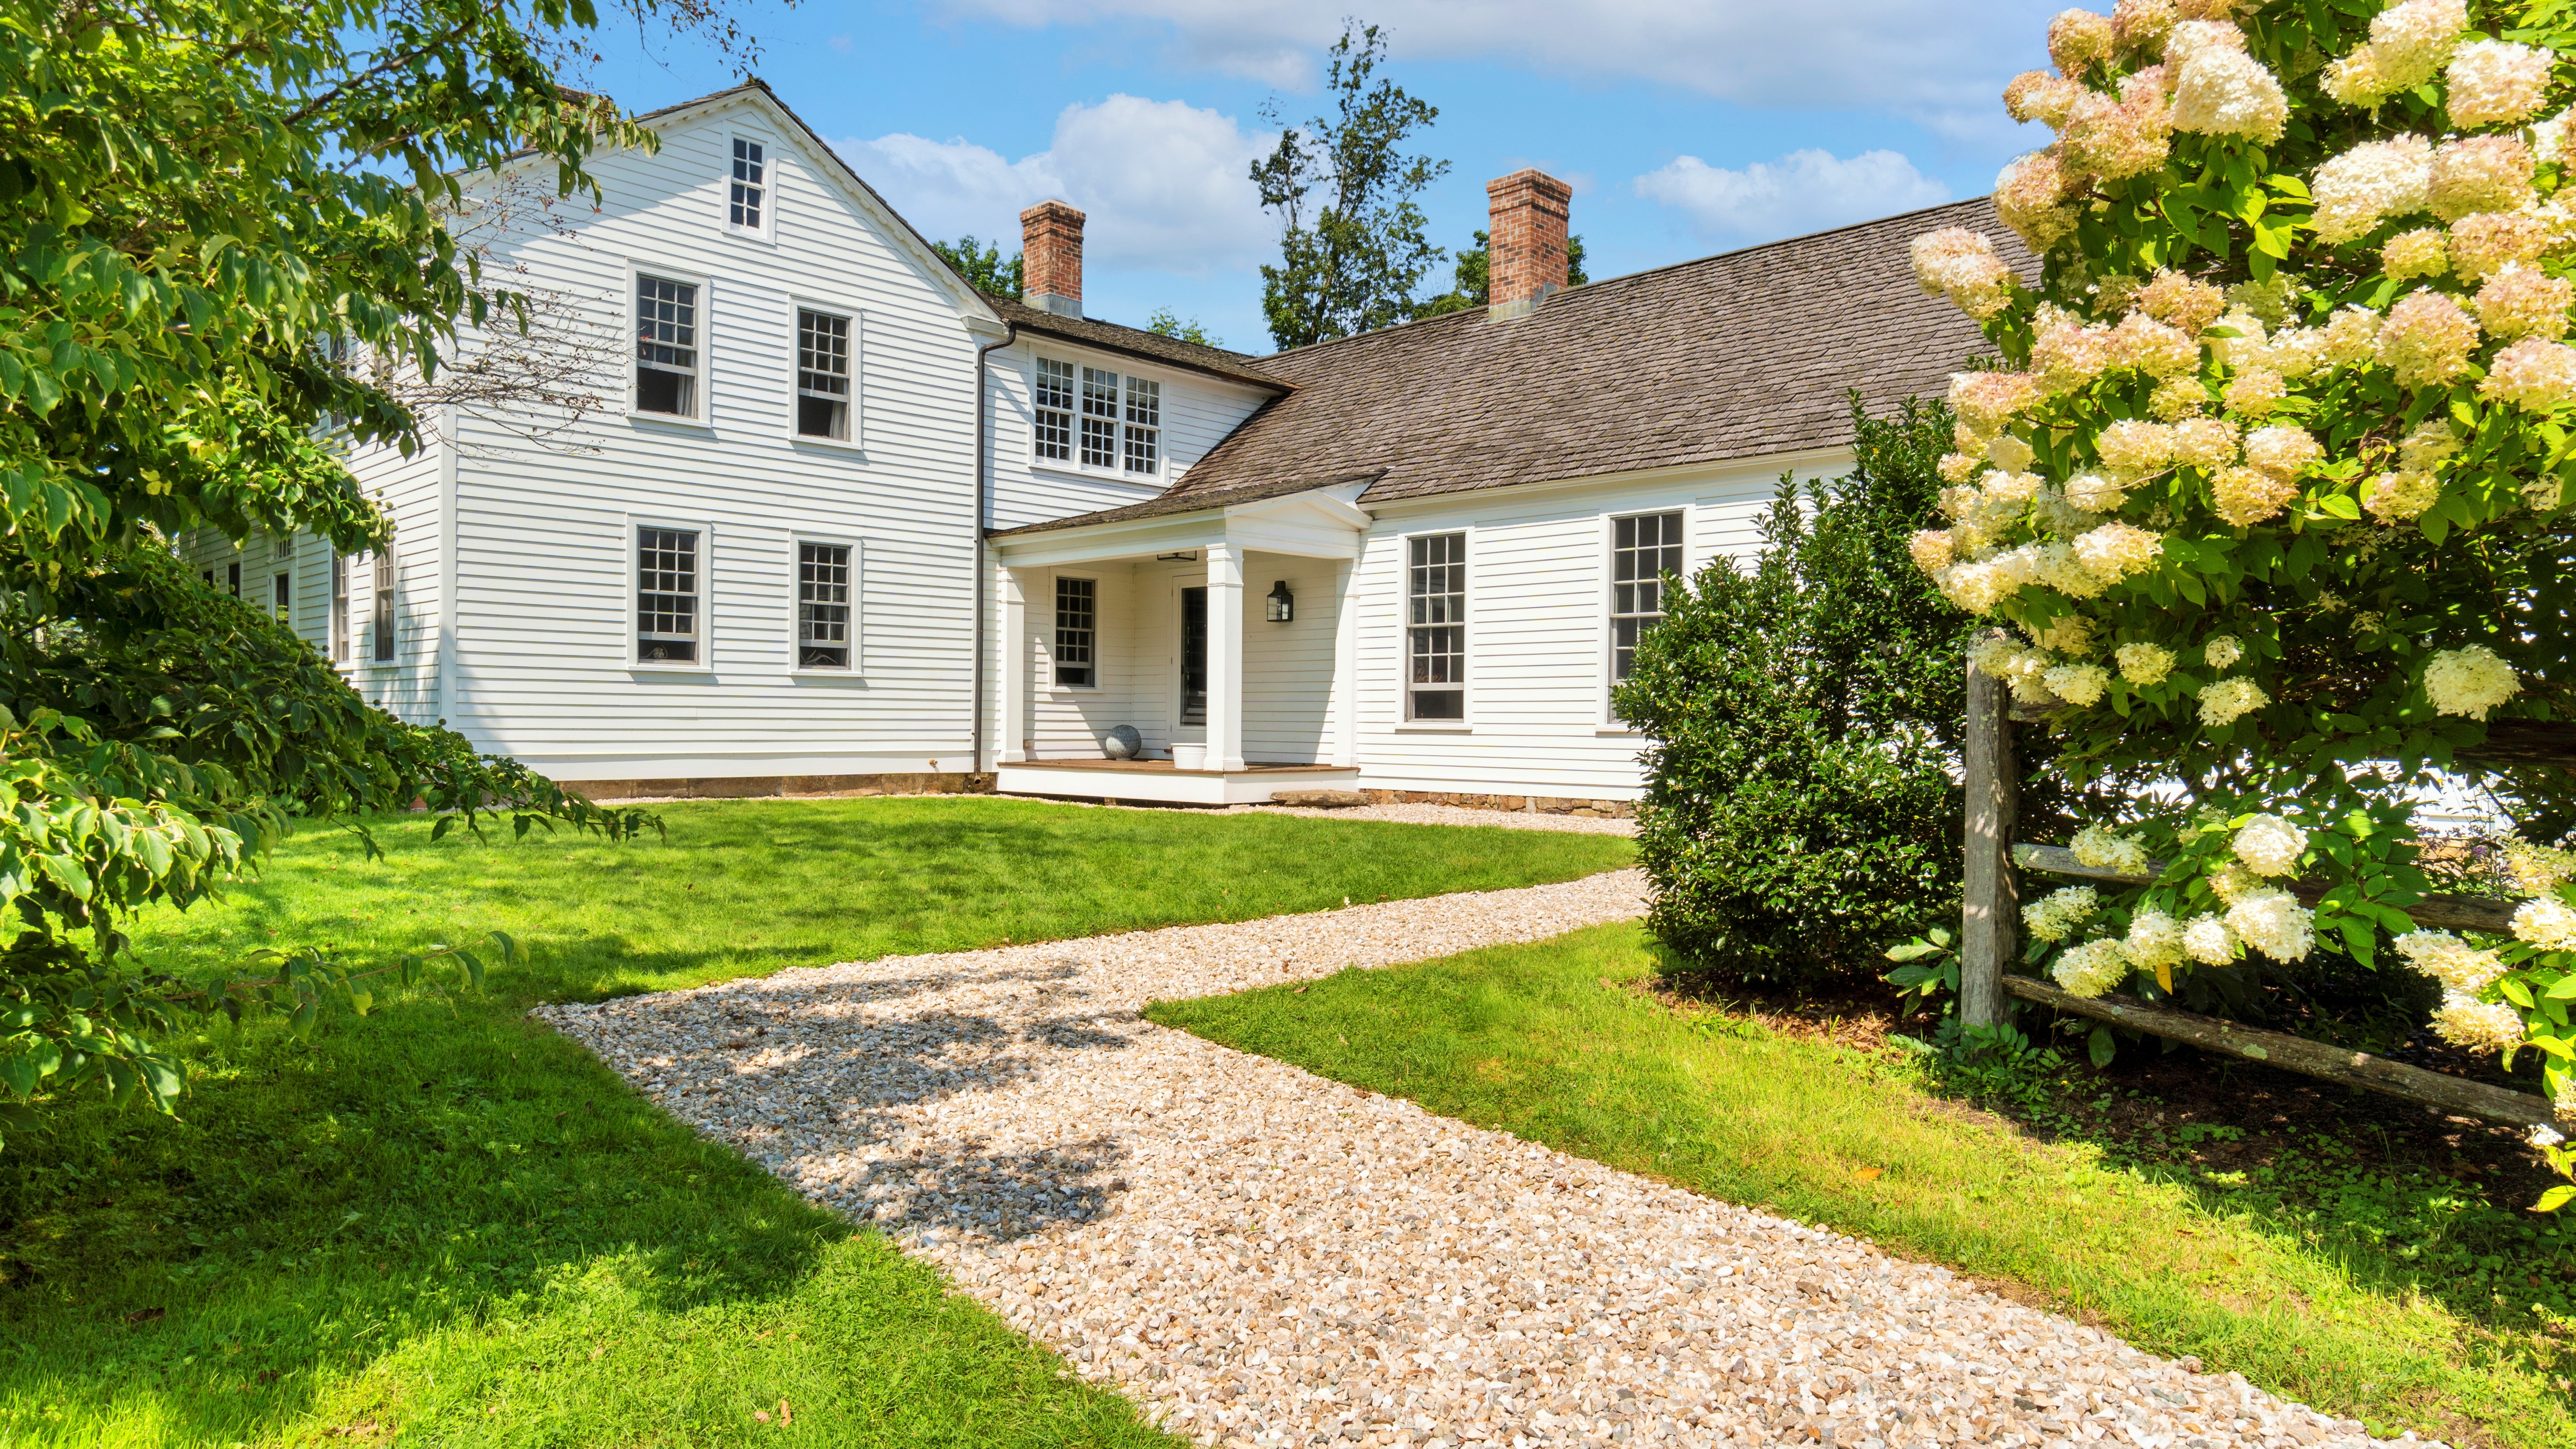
1961,659 -> 2563,1130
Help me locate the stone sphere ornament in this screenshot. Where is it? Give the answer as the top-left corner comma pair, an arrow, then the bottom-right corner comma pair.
1103,725 -> 1143,760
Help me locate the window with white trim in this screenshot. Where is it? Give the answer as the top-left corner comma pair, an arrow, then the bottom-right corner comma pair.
1035,356 -> 1161,475
227,561 -> 241,598
636,527 -> 701,663
370,548 -> 395,661
329,551 -> 348,662
795,309 -> 851,440
1034,357 -> 1075,461
1610,511 -> 1684,682
634,275 -> 700,417
1054,576 -> 1096,688
1080,366 -> 1118,468
1123,376 -> 1159,474
797,542 -> 852,669
272,570 -> 291,623
1406,533 -> 1466,721
729,138 -> 766,230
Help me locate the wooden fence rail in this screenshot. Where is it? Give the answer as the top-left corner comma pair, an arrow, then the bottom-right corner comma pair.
1962,655 -> 2564,1130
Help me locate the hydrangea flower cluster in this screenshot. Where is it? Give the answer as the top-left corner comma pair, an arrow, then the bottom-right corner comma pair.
2023,885 -> 2103,943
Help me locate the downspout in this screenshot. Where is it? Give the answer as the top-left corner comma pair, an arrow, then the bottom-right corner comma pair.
970,321 -> 1018,781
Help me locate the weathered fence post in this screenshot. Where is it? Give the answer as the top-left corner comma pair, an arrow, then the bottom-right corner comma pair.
1960,647 -> 2016,1029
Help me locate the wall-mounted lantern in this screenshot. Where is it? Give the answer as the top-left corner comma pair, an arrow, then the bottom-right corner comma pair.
1265,579 -> 1294,623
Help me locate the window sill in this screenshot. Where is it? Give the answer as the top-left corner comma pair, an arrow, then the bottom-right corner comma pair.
627,411 -> 715,434
790,667 -> 864,680
1030,460 -> 1163,488
629,662 -> 715,675
1595,724 -> 1645,737
1393,721 -> 1472,734
790,432 -> 865,455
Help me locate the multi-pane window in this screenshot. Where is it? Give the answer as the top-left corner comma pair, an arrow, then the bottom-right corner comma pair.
1610,512 -> 1685,682
1079,366 -> 1119,469
730,138 -> 766,229
636,527 -> 701,663
329,552 -> 348,662
1034,357 -> 1166,473
1407,533 -> 1467,721
1054,576 -> 1096,688
1123,377 -> 1160,475
797,542 -> 852,669
796,309 -> 851,440
1034,358 -> 1075,461
635,276 -> 699,416
370,549 -> 395,661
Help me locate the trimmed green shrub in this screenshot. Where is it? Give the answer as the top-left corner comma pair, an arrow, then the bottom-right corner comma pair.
1615,398 -> 2077,988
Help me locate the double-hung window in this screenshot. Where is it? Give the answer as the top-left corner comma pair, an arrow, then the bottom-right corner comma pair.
730,138 -> 766,230
635,275 -> 700,417
1122,377 -> 1159,475
329,552 -> 348,662
1610,512 -> 1684,683
370,548 -> 396,661
1054,576 -> 1096,688
1406,533 -> 1467,721
796,309 -> 852,440
636,527 -> 702,664
1034,358 -> 1075,461
1036,356 -> 1160,475
796,542 -> 853,669
1079,366 -> 1119,468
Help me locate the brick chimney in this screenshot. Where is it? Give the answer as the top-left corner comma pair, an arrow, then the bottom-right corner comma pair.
1485,169 -> 1573,321
1020,199 -> 1085,318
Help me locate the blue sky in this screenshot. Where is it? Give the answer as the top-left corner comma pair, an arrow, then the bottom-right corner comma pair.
585,0 -> 2066,354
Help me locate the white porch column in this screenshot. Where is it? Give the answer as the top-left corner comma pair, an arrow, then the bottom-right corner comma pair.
1206,541 -> 1247,772
999,566 -> 1029,763
1332,557 -> 1361,768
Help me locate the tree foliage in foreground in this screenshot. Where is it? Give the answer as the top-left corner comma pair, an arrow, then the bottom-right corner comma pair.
0,0 -> 728,1141
1416,228 -> 1591,317
1252,20 -> 1451,350
1905,0 -> 2571,1188
1615,400 -> 2102,988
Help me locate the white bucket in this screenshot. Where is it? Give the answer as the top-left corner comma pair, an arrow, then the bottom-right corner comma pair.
1170,743 -> 1209,771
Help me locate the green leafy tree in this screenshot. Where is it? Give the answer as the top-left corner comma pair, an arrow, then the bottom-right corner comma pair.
1416,228 -> 1589,317
934,235 -> 1024,297
1615,399 -> 2098,988
1146,309 -> 1223,348
0,0 -> 720,1142
1252,21 -> 1451,349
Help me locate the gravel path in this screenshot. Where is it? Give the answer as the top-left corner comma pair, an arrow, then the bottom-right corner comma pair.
536,872 -> 2423,1449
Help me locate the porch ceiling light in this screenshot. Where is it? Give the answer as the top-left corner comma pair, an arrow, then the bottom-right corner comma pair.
1265,579 -> 1294,623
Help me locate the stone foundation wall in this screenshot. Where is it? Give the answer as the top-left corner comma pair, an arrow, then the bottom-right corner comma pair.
1358,788 -> 1636,820
571,772 -> 995,804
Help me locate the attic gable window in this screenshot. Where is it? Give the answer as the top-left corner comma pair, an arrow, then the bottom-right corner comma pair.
730,138 -> 766,230
1034,356 -> 1160,476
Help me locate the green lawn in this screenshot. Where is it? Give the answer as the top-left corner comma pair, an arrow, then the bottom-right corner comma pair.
1150,921 -> 2576,1449
0,797 -> 1632,1448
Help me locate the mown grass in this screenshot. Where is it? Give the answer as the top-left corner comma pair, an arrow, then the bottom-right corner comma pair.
1149,921 -> 2576,1449
0,797 -> 1633,1447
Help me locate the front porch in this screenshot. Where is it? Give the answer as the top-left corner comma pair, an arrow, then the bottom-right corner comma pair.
990,484 -> 1369,801
993,757 -> 1363,805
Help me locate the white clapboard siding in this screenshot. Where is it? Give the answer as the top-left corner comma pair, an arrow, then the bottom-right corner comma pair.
984,339 -> 1273,532
1239,550 -> 1341,765
358,89 -> 999,781
1347,458 -> 1846,800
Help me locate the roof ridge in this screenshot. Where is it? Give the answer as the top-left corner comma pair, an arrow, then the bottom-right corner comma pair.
1252,194 -> 1995,366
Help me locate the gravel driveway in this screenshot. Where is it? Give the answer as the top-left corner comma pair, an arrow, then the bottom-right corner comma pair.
536,872 -> 2424,1449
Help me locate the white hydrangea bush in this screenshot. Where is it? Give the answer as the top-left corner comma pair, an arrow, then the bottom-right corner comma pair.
1914,1 -> 2576,1139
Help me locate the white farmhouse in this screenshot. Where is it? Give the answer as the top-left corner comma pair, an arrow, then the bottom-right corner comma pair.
183,81 -> 2001,816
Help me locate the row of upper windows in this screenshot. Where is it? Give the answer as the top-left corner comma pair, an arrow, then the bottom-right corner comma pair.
632,273 -> 854,442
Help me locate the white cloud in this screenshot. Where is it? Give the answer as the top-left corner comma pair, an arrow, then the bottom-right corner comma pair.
1633,149 -> 1950,244
835,94 -> 1273,276
923,0 -> 2059,137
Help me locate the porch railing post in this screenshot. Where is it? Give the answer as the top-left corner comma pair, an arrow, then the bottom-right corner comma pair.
1961,646 -> 2017,1029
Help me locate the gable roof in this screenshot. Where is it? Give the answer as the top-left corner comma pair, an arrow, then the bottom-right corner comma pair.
616,80 -> 1003,325
984,294 -> 1290,393
1128,196 -> 2020,515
